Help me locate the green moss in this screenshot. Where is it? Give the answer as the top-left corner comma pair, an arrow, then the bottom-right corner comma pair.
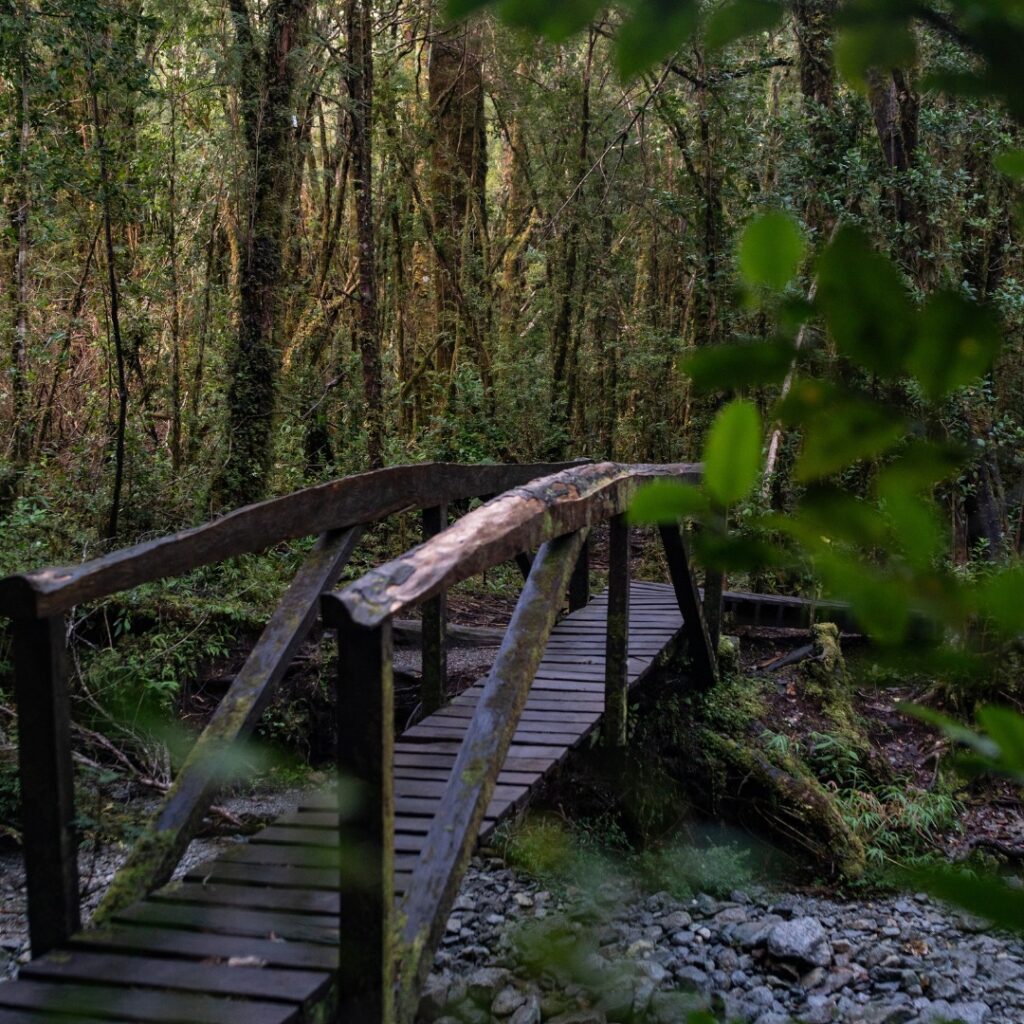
91,827 -> 179,925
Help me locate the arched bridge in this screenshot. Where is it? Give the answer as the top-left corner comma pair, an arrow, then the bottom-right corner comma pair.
0,462 -> 840,1023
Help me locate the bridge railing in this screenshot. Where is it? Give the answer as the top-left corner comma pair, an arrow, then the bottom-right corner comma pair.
0,461 -> 580,957
320,460 -> 716,1023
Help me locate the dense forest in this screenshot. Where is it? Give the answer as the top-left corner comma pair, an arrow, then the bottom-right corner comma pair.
1,0 -> 1020,545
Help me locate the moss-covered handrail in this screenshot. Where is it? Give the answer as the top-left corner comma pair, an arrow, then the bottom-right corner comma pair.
4,460 -> 578,958
323,461 -> 701,631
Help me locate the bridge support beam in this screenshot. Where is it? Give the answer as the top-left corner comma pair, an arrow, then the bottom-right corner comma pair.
603,515 -> 630,747
14,613 -> 80,956
333,610 -> 395,1024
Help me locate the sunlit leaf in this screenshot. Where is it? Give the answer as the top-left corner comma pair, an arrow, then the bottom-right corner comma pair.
678,336 -> 795,392
702,400 -> 762,506
628,480 -> 709,524
738,212 -> 805,291
909,291 -> 1001,400
616,0 -> 699,78
816,226 -> 914,377
705,0 -> 783,51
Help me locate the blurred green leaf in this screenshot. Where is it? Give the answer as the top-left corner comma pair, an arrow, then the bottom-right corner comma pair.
692,531 -> 788,572
678,336 -> 795,392
906,863 -> 1024,934
783,486 -> 888,550
616,0 -> 699,78
738,212 -> 805,291
976,706 -> 1024,777
875,441 -> 967,495
816,225 -> 914,378
628,480 -> 709,524
995,149 -> 1024,179
705,0 -> 783,50
702,399 -> 763,506
834,24 -> 917,91
975,567 -> 1024,638
815,552 -> 910,644
489,0 -> 604,41
878,486 -> 944,570
909,291 -> 1001,400
794,399 -> 905,482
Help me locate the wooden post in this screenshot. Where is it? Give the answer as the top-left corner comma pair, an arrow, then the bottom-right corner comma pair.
333,609 -> 394,1024
420,505 -> 447,715
568,533 -> 590,611
659,524 -> 718,690
603,515 -> 630,747
13,614 -> 80,955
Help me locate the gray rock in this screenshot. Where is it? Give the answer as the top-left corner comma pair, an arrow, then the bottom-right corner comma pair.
491,986 -> 525,1016
767,916 -> 832,968
508,993 -> 541,1024
661,910 -> 692,930
418,974 -> 449,1021
465,966 -> 509,1004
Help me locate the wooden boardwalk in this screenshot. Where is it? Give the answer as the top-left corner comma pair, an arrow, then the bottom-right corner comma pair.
0,581 -> 684,1023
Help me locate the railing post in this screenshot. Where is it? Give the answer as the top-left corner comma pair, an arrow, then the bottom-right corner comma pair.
568,533 -> 590,612
603,515 -> 630,747
420,505 -> 447,715
13,613 -> 80,955
333,607 -> 394,1024
659,524 -> 719,690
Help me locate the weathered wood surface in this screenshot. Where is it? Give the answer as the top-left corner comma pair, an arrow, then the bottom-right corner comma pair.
603,515 -> 630,747
0,462 -> 578,617
419,505 -> 448,715
0,581 -> 687,1024
95,527 -> 364,924
396,530 -> 588,1019
12,614 -> 79,956
322,461 -> 700,630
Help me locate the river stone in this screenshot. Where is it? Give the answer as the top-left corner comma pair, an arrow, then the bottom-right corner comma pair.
491,986 -> 525,1016
508,994 -> 541,1024
767,916 -> 832,968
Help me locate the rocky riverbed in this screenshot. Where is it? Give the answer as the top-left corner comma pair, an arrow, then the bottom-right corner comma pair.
421,857 -> 1023,1024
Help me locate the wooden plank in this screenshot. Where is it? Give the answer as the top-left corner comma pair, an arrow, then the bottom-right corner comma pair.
219,842 -> 420,874
112,902 -> 338,945
150,881 -> 338,916
12,613 -> 79,956
96,527 -> 364,925
21,950 -> 329,1007
0,1010 -> 113,1024
604,514 -> 630,748
0,980 -> 297,1024
396,530 -> 587,1021
0,461 -> 579,618
183,860 -> 340,892
71,923 -> 338,971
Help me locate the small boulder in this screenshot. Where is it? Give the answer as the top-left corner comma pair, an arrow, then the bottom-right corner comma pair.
767,916 -> 832,968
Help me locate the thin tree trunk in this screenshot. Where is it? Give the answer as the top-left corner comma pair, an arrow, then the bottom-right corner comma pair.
346,0 -> 383,468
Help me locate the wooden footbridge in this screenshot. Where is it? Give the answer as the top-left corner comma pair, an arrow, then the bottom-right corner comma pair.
0,461 -> 823,1023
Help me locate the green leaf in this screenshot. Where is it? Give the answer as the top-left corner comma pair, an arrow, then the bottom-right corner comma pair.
909,291 -> 1001,400
446,0 -> 491,19
738,212 -> 805,291
793,398 -> 905,482
815,225 -> 915,378
692,531 -> 788,572
874,441 -> 967,495
906,864 -> 1024,934
975,567 -> 1024,638
702,399 -> 763,506
491,0 -> 604,42
976,706 -> 1024,778
900,703 -> 1000,759
677,336 -> 796,392
616,0 -> 699,78
784,487 -> 888,550
814,552 -> 910,644
995,149 -> 1024,179
881,489 -> 943,569
705,0 -> 783,51
834,24 -> 917,92
628,480 -> 709,524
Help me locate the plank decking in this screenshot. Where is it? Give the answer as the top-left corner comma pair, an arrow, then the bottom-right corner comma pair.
0,581 -> 684,1023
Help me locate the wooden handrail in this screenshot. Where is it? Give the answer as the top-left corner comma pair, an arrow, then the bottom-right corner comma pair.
322,461 -> 701,630
0,462 -> 579,618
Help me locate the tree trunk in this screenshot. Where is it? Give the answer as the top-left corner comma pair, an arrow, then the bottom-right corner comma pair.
214,0 -> 311,507
346,0 -> 383,468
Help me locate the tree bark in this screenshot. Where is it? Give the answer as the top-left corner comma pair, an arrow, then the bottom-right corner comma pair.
214,0 -> 312,507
